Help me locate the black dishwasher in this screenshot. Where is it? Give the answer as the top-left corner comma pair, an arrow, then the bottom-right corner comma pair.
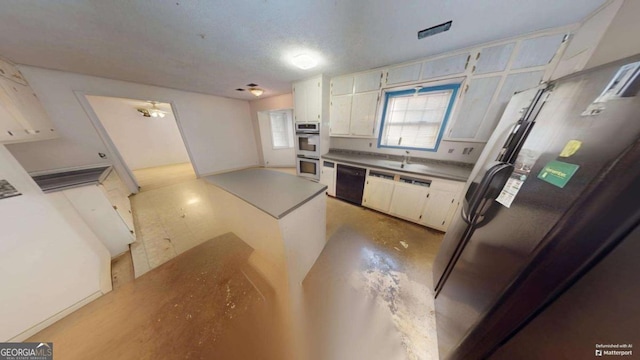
336,164 -> 366,205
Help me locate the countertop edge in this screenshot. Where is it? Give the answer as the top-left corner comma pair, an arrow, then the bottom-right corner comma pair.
204,174 -> 327,220
321,154 -> 469,182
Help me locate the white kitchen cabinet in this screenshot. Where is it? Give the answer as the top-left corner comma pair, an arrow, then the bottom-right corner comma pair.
319,160 -> 336,197
476,71 -> 544,141
362,173 -> 395,212
421,53 -> 470,80
511,34 -> 565,70
329,95 -> 352,135
389,179 -> 429,222
447,76 -> 501,140
331,76 -> 354,96
474,43 -> 515,75
99,169 -> 135,234
420,190 -> 459,230
385,62 -> 422,85
349,92 -> 379,136
0,57 -> 58,144
354,71 -> 383,93
293,76 -> 323,123
63,185 -> 135,257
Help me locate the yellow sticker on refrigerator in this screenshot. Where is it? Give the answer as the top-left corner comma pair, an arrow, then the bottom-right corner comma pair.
559,140 -> 582,157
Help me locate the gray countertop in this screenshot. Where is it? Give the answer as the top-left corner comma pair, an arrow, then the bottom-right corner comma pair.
322,152 -> 472,182
204,168 -> 327,219
31,165 -> 112,192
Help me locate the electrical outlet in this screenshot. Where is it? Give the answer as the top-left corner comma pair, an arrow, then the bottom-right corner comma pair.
462,147 -> 474,155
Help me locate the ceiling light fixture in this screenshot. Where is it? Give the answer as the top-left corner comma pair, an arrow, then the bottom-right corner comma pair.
249,88 -> 264,97
292,54 -> 318,70
236,83 -> 264,97
137,101 -> 167,118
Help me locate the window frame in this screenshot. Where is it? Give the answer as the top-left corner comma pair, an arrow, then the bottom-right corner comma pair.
377,83 -> 460,152
269,110 -> 294,150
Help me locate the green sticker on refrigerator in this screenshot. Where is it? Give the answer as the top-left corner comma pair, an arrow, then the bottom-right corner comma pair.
537,160 -> 580,188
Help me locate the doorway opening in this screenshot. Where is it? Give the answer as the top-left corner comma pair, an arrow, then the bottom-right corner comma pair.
257,109 -> 296,168
85,96 -> 195,191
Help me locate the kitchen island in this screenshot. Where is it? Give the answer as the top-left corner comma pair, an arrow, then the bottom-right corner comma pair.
204,168 -> 327,360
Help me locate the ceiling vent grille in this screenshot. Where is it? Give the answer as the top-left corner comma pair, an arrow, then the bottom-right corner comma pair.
418,20 -> 452,40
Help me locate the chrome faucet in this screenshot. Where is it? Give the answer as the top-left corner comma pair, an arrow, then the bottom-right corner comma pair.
401,151 -> 411,168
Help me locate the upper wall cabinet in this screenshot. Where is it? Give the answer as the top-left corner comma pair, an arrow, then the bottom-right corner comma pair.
354,71 -> 383,93
511,34 -> 566,70
421,53 -> 470,81
331,76 -> 354,96
448,76 -> 501,140
330,70 -> 381,137
474,43 -> 515,75
0,58 -> 58,144
385,63 -> 422,85
293,76 -> 324,123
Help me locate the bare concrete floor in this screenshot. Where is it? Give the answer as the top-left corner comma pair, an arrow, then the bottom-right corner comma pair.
30,168 -> 443,359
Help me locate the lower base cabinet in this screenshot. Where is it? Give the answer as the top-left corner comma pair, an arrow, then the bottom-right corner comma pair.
362,171 -> 464,232
420,190 -> 459,230
362,173 -> 395,212
389,181 -> 429,222
319,161 -> 336,197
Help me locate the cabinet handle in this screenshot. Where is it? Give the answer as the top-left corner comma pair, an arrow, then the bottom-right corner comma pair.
419,215 -> 422,219
113,205 -> 118,210
442,220 -> 446,225
427,193 -> 430,198
451,199 -> 455,203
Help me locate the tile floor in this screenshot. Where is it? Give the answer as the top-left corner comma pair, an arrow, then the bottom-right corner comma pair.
32,166 -> 444,359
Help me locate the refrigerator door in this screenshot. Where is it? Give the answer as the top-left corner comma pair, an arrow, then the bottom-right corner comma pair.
433,88 -> 540,290
435,59 -> 640,359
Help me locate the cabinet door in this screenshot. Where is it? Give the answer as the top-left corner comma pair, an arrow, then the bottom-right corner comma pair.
63,185 -> 134,257
320,163 -> 336,197
330,95 -> 352,135
306,78 -> 322,122
386,63 -> 422,85
511,34 -> 565,70
421,190 -> 458,230
362,176 -> 395,212
448,76 -> 501,140
389,182 -> 429,222
474,43 -> 515,75
422,53 -> 470,80
332,76 -> 354,96
0,100 -> 29,142
476,71 -> 543,141
349,92 -> 378,136
293,82 -> 307,123
354,71 -> 382,93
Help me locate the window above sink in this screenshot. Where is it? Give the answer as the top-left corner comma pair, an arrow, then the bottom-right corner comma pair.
378,84 -> 459,152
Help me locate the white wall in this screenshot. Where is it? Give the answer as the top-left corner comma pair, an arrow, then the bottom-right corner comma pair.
6,66 -> 259,176
0,144 -> 111,341
249,94 -> 294,166
86,96 -> 191,170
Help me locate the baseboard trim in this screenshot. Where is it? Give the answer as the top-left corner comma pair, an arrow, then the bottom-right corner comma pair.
7,291 -> 103,342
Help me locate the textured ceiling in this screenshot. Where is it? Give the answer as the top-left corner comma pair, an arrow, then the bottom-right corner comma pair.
0,0 -> 606,99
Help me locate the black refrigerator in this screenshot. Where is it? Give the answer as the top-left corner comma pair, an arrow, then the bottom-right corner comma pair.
433,55 -> 640,359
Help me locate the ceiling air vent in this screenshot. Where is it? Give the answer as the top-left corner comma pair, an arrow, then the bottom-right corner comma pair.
418,20 -> 452,40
